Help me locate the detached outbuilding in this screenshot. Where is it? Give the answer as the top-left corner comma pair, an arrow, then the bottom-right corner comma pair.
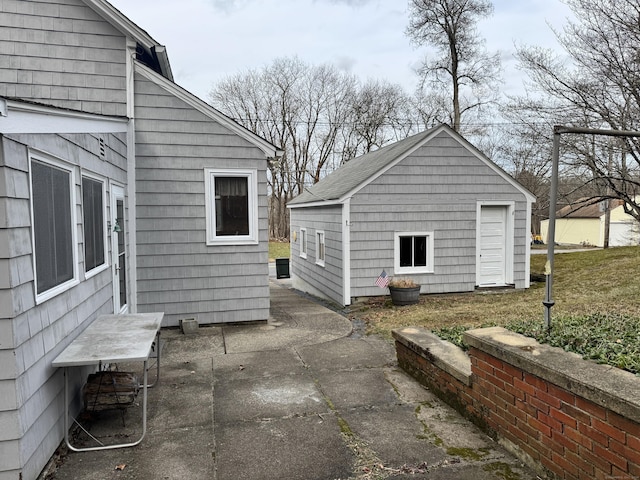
288,124 -> 536,306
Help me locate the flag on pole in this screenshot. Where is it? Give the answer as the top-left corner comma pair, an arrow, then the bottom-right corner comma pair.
375,270 -> 390,288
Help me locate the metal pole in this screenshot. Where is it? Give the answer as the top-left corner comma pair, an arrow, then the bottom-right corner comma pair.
543,128 -> 561,330
542,125 -> 640,331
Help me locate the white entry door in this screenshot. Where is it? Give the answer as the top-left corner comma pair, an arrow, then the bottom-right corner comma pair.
111,185 -> 127,313
478,205 -> 509,287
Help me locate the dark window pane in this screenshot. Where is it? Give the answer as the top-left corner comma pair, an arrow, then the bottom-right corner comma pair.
215,176 -> 249,236
414,236 -> 427,267
32,161 -> 73,294
82,177 -> 105,271
399,236 -> 413,267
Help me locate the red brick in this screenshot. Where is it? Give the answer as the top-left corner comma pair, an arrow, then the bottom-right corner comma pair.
565,449 -> 595,478
576,397 -> 607,420
552,429 -> 579,453
550,406 -> 578,429
579,422 -> 609,447
561,403 -> 593,426
508,423 -> 532,444
548,383 -> 576,406
580,444 -> 614,474
538,411 -> 564,433
593,443 -> 628,471
502,362 -> 524,381
506,400 -> 528,423
552,451 -> 580,477
513,377 -> 536,396
516,417 -> 541,440
628,433 -> 640,452
540,454 -> 563,477
473,357 -> 494,376
592,417 -> 626,444
608,411 -> 640,437
494,385 -> 515,406
528,415 -> 552,437
610,438 -> 640,467
484,353 -> 505,370
565,425 -> 593,450
611,466 -> 636,480
528,395 -> 551,415
536,389 -> 562,409
504,382 -> 526,401
524,373 -> 548,392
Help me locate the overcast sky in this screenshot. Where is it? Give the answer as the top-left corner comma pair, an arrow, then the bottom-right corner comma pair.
108,0 -> 574,102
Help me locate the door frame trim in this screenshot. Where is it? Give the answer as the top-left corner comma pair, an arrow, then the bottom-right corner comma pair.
111,183 -> 128,313
476,201 -> 515,287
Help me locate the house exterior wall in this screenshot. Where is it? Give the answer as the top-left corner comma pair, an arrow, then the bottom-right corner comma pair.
540,217 -> 601,246
0,0 -> 128,117
0,132 -> 127,480
349,132 -> 530,298
290,205 -> 344,305
134,72 -> 270,326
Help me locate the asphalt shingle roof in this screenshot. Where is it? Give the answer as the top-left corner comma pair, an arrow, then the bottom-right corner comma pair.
288,125 -> 442,206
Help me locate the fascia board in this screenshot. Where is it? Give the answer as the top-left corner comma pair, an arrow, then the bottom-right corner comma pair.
0,98 -> 128,134
83,0 -> 173,81
134,62 -> 282,158
287,199 -> 344,209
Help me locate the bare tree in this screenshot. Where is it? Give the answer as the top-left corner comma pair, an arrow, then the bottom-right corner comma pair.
406,0 -> 501,132
515,0 -> 640,222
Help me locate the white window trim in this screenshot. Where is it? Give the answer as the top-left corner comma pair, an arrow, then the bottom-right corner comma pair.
29,151 -> 79,304
82,171 -> 109,279
204,168 -> 259,246
394,231 -> 434,275
300,228 -> 307,259
316,230 -> 325,267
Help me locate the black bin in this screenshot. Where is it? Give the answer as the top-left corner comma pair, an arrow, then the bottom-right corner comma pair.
275,258 -> 290,279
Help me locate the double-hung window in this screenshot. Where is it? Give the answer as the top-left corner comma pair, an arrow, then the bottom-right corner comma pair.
300,228 -> 307,258
204,169 -> 258,245
82,175 -> 107,275
316,230 -> 325,267
30,156 -> 78,301
394,232 -> 434,274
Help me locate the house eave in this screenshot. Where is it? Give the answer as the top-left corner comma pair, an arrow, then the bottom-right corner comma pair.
0,97 -> 129,134
82,0 -> 174,82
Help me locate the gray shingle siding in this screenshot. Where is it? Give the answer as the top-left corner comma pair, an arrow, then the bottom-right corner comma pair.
0,131 -> 127,480
290,205 -> 343,305
134,73 -> 270,326
0,0 -> 127,116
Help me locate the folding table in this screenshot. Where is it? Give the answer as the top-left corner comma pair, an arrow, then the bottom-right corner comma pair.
52,312 -> 164,452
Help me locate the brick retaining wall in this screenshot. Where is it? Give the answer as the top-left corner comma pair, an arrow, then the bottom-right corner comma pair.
393,326 -> 640,480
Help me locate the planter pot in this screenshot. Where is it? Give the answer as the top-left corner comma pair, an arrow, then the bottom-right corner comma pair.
389,286 -> 421,306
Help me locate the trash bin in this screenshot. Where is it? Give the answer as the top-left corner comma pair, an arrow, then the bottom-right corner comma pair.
275,258 -> 290,279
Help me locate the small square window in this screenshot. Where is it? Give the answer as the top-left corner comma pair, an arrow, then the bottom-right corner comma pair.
394,232 -> 434,274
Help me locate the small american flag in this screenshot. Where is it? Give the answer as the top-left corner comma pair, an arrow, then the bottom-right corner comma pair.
375,270 -> 390,288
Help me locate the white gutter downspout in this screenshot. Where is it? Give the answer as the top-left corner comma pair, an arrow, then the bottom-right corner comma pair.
525,199 -> 532,288
342,199 -> 351,306
126,39 -> 138,312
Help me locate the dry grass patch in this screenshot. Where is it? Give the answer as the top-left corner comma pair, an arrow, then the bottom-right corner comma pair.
349,246 -> 640,340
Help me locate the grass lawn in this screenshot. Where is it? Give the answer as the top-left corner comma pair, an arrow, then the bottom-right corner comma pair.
349,246 -> 640,375
268,241 -> 290,262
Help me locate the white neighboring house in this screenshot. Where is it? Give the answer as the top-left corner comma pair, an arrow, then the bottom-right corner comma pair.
540,198 -> 640,247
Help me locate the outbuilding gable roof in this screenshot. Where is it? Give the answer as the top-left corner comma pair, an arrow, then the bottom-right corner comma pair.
288,124 -> 535,207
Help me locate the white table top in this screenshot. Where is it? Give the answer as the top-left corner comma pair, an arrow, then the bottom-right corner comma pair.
52,312 -> 164,367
